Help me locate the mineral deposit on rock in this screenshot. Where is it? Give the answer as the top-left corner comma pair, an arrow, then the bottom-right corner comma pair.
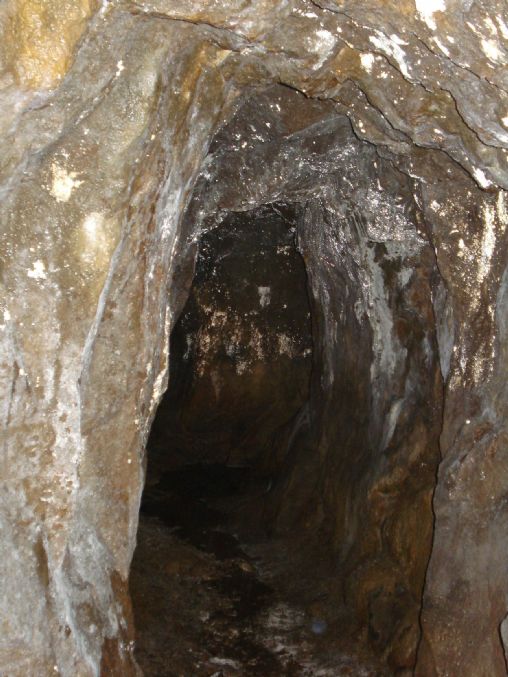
0,1 -> 507,675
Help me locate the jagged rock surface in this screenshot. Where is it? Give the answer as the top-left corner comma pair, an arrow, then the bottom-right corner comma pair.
150,204 -> 312,470
178,87 -> 444,671
0,1 -> 507,675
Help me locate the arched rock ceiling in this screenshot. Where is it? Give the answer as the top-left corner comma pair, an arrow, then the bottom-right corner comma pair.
0,2 -> 507,675
128,0 -> 508,188
1,0 -> 507,189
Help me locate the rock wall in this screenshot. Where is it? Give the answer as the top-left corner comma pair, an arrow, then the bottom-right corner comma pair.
0,8 -> 239,675
0,1 -> 507,675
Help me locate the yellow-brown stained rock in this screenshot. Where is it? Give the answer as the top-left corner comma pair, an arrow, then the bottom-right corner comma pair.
0,0 -> 507,674
2,0 -> 99,88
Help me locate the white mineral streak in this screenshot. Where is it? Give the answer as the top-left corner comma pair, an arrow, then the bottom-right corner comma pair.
497,15 -> 508,39
472,167 -> 493,189
433,36 -> 450,56
477,192 -> 508,284
497,191 -> 508,227
80,213 -> 112,269
369,32 -> 411,80
49,163 -> 83,202
151,366 -> 167,408
277,333 -> 295,357
258,286 -> 271,307
364,246 -> 398,383
82,212 -> 104,243
360,52 -> 375,73
27,260 -> 47,280
315,29 -> 335,51
308,28 -> 336,68
481,38 -> 503,62
381,398 -> 403,450
150,304 -> 172,410
478,203 -> 496,282
415,0 -> 446,31
465,193 -> 508,384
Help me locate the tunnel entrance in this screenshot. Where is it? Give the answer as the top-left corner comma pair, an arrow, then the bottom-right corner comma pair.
129,85 -> 444,676
147,203 -> 313,479
130,203 -> 330,675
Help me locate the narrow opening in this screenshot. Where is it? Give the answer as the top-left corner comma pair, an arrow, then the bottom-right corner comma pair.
130,85 -> 443,676
131,203 -> 322,674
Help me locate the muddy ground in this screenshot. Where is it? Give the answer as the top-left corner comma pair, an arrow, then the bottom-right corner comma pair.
130,465 -> 384,676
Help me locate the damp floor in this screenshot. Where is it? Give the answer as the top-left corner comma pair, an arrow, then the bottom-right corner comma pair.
130,464 -> 381,677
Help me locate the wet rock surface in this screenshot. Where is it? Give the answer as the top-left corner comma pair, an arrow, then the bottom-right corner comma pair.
0,1 -> 507,675
173,87 -> 443,672
150,204 -> 312,472
132,464 -> 383,676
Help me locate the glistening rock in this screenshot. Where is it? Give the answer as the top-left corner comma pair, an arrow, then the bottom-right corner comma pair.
0,1 -> 507,675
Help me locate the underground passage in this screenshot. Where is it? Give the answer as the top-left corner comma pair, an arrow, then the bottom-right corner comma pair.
2,2 -> 508,676
128,86 -> 444,675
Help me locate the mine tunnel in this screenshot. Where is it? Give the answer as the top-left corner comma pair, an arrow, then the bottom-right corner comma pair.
129,86 -> 443,676
4,3 -> 508,676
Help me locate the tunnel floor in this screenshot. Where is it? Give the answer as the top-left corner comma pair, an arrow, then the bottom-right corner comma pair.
130,464 -> 383,676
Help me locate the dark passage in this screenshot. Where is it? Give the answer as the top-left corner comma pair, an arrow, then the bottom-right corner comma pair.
130,205 -> 364,675
148,204 -> 313,477
130,86 -> 443,677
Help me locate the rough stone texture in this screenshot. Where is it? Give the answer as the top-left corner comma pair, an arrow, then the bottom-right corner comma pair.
0,1 -> 507,675
150,204 -> 312,471
0,0 -> 100,88
177,87 -> 443,670
0,8 -> 240,675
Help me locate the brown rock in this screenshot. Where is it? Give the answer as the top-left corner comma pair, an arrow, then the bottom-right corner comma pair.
0,1 -> 507,674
